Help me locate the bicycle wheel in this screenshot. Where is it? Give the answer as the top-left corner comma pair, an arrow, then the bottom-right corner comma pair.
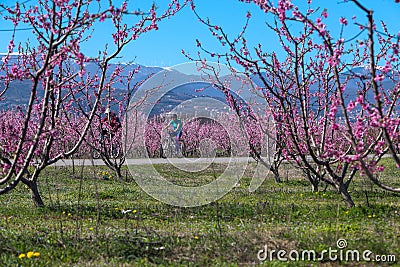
162,138 -> 173,158
110,143 -> 122,159
110,148 -> 120,159
176,141 -> 185,158
92,149 -> 101,159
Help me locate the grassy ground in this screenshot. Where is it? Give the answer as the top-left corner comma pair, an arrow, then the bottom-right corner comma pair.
0,160 -> 399,266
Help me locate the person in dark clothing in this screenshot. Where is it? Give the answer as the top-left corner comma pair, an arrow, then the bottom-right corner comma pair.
101,108 -> 121,137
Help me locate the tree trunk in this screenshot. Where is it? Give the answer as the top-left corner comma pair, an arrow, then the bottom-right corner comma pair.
27,180 -> 45,207
160,144 -> 165,158
338,182 -> 355,208
271,167 -> 281,183
306,173 -> 319,192
115,166 -> 123,181
311,181 -> 319,192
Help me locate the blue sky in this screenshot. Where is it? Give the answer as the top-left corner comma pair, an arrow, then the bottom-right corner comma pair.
1,0 -> 399,67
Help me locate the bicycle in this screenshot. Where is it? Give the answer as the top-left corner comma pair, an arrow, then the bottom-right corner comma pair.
161,133 -> 184,158
92,132 -> 122,159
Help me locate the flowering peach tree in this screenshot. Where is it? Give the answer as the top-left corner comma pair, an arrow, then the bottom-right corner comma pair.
0,0 -> 187,206
189,0 -> 400,207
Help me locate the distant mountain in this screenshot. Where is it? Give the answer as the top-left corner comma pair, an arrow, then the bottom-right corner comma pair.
0,55 -> 163,109
148,81 -> 230,117
133,68 -> 255,118
250,66 -> 399,111
1,58 -> 398,118
340,66 -> 398,101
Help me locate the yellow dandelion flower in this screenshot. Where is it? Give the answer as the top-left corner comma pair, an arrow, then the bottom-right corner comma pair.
62,211 -> 65,215
133,210 -> 137,213
27,251 -> 34,258
89,227 -> 94,231
68,213 -> 72,216
194,236 -> 199,240
18,253 -> 26,259
344,210 -> 349,215
33,252 -> 40,257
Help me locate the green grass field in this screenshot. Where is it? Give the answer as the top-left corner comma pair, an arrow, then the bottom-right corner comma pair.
0,160 -> 399,266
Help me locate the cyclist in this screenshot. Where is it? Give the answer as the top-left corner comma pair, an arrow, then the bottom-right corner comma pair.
99,108 -> 122,158
166,113 -> 183,155
101,108 -> 121,138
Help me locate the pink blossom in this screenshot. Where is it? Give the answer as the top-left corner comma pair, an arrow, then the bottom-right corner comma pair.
381,62 -> 392,73
374,75 -> 385,82
339,17 -> 348,26
376,165 -> 385,172
346,101 -> 356,112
